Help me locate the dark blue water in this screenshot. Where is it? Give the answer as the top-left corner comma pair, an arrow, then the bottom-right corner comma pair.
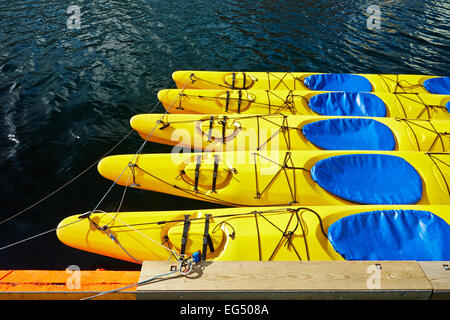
0,0 -> 449,270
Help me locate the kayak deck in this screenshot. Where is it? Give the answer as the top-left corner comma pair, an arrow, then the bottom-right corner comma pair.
130,113 -> 450,152
57,205 -> 450,264
96,150 -> 450,207
172,71 -> 450,94
157,88 -> 450,120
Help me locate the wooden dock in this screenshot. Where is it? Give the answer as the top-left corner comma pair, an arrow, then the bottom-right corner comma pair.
136,261 -> 450,300
0,261 -> 449,300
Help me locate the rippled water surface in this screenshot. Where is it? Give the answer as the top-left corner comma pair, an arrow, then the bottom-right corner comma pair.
0,0 -> 449,270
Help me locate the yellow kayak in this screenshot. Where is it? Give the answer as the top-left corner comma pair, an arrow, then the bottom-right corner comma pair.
56,205 -> 450,263
131,113 -> 450,152
97,150 -> 450,207
172,70 -> 450,94
158,88 -> 450,120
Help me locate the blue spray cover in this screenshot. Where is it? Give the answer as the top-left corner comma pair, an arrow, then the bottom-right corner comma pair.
328,209 -> 450,261
423,77 -> 450,95
308,92 -> 387,117
310,154 -> 422,205
304,73 -> 373,92
302,118 -> 396,150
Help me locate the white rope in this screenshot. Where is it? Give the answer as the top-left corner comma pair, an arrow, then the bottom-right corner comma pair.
0,77 -> 197,307
0,77 -> 192,253
81,253 -> 196,300
99,210 -> 180,260
81,266 -> 181,300
84,77 -> 192,217
0,79 -> 181,227
76,78 -> 192,259
0,129 -> 134,226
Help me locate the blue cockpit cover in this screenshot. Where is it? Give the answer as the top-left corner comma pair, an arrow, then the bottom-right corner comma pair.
423,77 -> 450,95
310,154 -> 422,204
328,210 -> 450,261
303,74 -> 373,92
446,101 -> 450,113
308,92 -> 387,117
302,118 -> 396,150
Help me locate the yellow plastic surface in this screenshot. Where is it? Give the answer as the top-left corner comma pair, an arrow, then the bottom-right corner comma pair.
158,88 -> 450,120
130,113 -> 450,152
97,150 -> 450,207
172,70 -> 445,94
57,205 -> 450,264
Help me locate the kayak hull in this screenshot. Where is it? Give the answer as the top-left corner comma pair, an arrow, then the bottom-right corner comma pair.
97,150 -> 450,207
56,205 -> 450,264
172,70 -> 448,94
130,113 -> 450,152
158,89 -> 450,120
